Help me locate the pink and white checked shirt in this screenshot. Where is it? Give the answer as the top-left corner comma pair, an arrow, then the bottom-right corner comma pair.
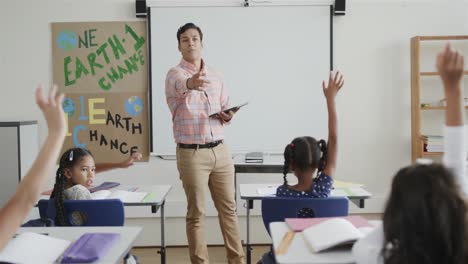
165,59 -> 230,144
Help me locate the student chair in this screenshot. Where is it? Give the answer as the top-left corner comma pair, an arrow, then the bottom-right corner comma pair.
261,196 -> 349,233
38,199 -> 125,226
258,197 -> 349,264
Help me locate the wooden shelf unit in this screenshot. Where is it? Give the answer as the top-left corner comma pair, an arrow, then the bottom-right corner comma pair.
420,71 -> 468,76
411,35 -> 468,162
422,152 -> 443,157
421,106 -> 468,110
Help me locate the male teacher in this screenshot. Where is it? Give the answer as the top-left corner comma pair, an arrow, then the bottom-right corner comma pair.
165,23 -> 245,264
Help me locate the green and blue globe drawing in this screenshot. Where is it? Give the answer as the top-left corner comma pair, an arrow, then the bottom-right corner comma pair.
62,98 -> 76,117
125,96 -> 143,117
57,31 -> 77,51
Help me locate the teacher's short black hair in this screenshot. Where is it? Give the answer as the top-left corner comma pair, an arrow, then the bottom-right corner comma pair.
177,23 -> 203,44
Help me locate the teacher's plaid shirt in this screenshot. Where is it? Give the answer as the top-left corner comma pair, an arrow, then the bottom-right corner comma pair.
165,59 -> 230,144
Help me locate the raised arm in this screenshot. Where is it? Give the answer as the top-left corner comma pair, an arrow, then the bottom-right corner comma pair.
0,84 -> 66,250
438,44 -> 464,126
437,43 -> 468,196
322,71 -> 344,177
95,152 -> 142,173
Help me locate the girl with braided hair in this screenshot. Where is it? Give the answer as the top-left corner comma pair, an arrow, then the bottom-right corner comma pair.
276,72 -> 343,201
50,148 -> 142,226
258,72 -> 344,264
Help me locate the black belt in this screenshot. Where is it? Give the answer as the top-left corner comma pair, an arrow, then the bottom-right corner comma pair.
178,140 -> 223,149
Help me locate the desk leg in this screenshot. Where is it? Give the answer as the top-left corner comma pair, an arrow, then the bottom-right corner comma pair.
246,199 -> 253,264
154,202 -> 166,264
161,201 -> 166,264
234,172 -> 238,205
349,198 -> 365,209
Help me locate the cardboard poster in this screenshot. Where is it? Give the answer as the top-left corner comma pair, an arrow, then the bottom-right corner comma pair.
52,21 -> 149,162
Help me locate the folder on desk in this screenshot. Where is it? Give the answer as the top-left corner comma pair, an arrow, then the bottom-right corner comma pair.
89,182 -> 120,193
245,152 -> 264,163
60,233 -> 120,263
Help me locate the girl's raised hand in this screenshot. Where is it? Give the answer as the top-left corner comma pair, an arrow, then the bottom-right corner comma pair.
120,152 -> 143,168
437,43 -> 464,91
35,84 -> 66,137
322,71 -> 344,100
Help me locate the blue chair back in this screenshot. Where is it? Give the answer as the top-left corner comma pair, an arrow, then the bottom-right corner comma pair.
261,196 -> 349,233
38,199 -> 125,226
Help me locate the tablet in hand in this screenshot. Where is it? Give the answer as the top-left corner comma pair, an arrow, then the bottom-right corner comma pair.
209,102 -> 249,117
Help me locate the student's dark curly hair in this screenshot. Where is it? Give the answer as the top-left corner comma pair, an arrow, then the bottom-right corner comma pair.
382,164 -> 468,264
50,148 -> 93,226
177,22 -> 203,44
282,136 -> 327,185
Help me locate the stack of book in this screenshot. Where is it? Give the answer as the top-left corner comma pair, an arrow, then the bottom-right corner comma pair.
245,152 -> 264,163
421,135 -> 443,152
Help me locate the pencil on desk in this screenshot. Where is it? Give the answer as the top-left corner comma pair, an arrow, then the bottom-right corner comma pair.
275,230 -> 295,255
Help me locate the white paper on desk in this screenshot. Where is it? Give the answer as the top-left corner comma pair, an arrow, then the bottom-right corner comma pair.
257,187 -> 277,196
331,187 -> 371,197
91,190 -> 148,203
0,232 -> 71,263
331,189 -> 348,197
91,189 -> 113,199
108,190 -> 148,203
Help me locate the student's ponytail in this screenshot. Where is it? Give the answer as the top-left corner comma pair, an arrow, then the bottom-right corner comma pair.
283,143 -> 295,186
317,139 -> 327,174
51,167 -> 68,226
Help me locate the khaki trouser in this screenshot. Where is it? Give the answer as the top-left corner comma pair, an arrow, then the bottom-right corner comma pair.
176,143 -> 245,264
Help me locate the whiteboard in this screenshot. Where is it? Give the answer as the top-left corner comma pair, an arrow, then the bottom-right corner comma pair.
149,4 -> 332,155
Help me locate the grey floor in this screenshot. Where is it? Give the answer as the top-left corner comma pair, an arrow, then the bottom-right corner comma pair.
132,245 -> 271,264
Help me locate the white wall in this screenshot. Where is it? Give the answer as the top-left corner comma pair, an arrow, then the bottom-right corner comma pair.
2,0 -> 468,246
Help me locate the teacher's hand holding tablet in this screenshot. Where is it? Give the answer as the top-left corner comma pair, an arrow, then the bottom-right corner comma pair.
217,108 -> 238,122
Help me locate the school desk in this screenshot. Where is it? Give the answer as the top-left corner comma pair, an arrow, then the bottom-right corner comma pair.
39,184 -> 172,264
270,220 -> 381,264
239,183 -> 372,264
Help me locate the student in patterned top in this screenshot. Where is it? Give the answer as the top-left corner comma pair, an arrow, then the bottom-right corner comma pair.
50,148 -> 142,226
276,72 -> 344,201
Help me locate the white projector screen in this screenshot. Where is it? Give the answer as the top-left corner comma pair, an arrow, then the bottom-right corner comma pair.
149,4 -> 332,155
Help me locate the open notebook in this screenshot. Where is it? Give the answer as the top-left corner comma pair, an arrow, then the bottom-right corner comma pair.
301,218 -> 374,252
286,215 -> 372,232
91,190 -> 148,203
0,232 -> 70,263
